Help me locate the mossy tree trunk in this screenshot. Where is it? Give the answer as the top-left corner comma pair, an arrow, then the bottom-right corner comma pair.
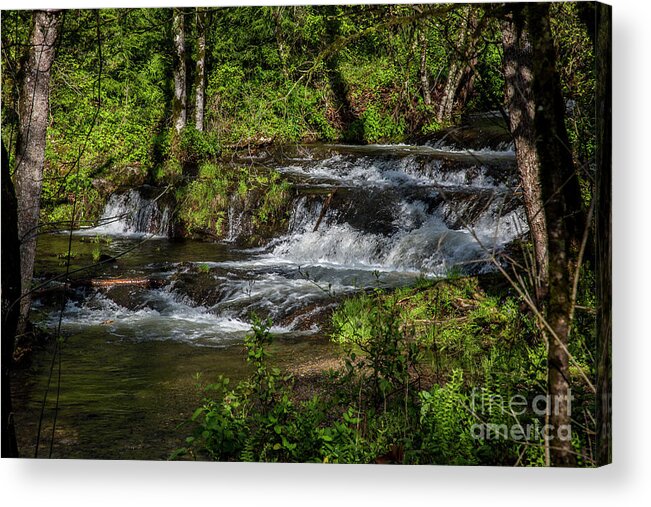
435,5 -> 479,124
418,29 -> 432,106
14,9 -> 62,337
527,3 -> 585,467
194,7 -> 206,132
172,8 -> 187,135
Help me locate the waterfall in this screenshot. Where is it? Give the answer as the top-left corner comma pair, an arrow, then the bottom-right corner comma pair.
46,143 -> 527,343
78,189 -> 170,237
270,148 -> 525,276
226,194 -> 246,242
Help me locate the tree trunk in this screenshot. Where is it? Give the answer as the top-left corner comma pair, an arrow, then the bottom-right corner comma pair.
14,9 -> 61,337
435,6 -> 479,124
272,7 -> 290,80
594,2 -> 612,467
527,3 -> 584,467
418,29 -> 432,106
172,8 -> 187,134
194,7 -> 206,132
2,141 -> 20,458
501,10 -> 549,303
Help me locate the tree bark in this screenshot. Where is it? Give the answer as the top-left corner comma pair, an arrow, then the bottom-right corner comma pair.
172,8 -> 187,134
2,141 -> 20,458
14,9 -> 62,336
194,7 -> 206,132
435,6 -> 479,124
527,3 -> 584,467
594,2 -> 612,467
501,10 -> 549,303
418,29 -> 432,106
272,7 -> 290,80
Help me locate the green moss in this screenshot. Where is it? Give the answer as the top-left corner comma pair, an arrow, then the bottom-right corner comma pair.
154,159 -> 183,186
174,164 -> 293,242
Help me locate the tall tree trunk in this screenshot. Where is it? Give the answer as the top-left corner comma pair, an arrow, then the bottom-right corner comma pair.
435,6 -> 479,124
594,2 -> 612,466
527,3 -> 584,467
14,9 -> 61,337
501,10 -> 549,303
194,7 -> 206,132
172,8 -> 187,134
272,7 -> 290,80
2,141 -> 20,458
418,29 -> 432,106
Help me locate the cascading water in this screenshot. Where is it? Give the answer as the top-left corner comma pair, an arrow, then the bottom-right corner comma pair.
76,188 -> 171,237
266,147 -> 525,274
226,194 -> 246,243
39,143 -> 526,346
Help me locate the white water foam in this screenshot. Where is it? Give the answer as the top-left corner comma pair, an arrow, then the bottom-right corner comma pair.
76,189 -> 170,238
51,289 -> 296,345
278,152 -> 504,190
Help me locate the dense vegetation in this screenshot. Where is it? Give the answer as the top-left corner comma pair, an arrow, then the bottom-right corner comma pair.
180,273 -> 597,465
2,3 -> 608,465
2,4 -> 594,237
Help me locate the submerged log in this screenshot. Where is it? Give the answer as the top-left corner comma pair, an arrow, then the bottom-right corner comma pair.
313,190 -> 337,232
80,278 -> 166,289
34,277 -> 165,298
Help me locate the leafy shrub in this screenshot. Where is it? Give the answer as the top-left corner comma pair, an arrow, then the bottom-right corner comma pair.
175,126 -> 221,164
419,370 -> 480,464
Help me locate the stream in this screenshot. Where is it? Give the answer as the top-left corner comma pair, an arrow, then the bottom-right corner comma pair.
13,141 -> 524,459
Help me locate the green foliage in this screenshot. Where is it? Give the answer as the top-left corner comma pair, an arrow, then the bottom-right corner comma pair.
340,293 -> 420,403
90,234 -> 105,263
347,104 -> 406,144
333,278 -> 536,379
252,172 -> 293,227
172,127 -> 221,164
154,159 -> 183,186
180,270 -> 597,465
176,177 -> 228,236
182,318 -> 323,462
550,2 -> 596,167
174,163 -> 293,242
418,370 -> 479,465
3,5 -> 597,228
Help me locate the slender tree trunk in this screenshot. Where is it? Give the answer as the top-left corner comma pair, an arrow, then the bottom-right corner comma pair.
14,9 -> 61,336
435,6 -> 478,124
527,3 -> 584,467
172,8 -> 187,134
418,29 -> 432,106
272,7 -> 289,80
595,2 -> 612,466
194,7 -> 206,132
435,62 -> 462,124
2,141 -> 20,458
501,11 -> 549,303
